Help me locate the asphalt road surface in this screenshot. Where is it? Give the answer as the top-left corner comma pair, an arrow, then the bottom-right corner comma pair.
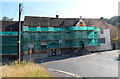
39,50 -> 119,78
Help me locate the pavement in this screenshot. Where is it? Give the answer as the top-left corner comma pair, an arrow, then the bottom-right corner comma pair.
48,70 -> 71,77
38,50 -> 119,78
47,69 -> 82,79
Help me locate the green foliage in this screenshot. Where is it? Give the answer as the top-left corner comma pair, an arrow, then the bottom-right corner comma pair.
116,22 -> 120,29
104,16 -> 120,26
2,16 -> 13,21
11,60 -> 28,67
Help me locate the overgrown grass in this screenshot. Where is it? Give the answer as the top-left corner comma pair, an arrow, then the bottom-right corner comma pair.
0,60 -> 52,79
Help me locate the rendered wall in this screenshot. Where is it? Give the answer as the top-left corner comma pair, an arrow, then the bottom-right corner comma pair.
95,29 -> 112,51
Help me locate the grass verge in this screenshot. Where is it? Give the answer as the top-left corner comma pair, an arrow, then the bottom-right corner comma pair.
0,61 -> 52,78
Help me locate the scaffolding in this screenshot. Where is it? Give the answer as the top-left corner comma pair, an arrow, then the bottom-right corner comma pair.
1,26 -> 100,55
22,26 -> 100,50
1,32 -> 18,55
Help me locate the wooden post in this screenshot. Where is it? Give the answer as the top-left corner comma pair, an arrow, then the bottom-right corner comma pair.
18,3 -> 22,63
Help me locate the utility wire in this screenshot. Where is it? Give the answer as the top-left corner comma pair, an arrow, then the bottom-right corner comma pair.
12,5 -> 19,21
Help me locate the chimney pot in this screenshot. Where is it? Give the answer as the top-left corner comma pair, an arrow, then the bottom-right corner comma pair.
100,17 -> 104,20
80,16 -> 82,19
56,15 -> 59,19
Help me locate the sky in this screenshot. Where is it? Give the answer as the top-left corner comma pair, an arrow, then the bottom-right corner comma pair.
0,0 -> 119,21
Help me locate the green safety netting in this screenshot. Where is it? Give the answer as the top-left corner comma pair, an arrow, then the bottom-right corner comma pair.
1,26 -> 100,54
2,45 -> 17,55
94,28 -> 100,31
70,26 -> 94,30
0,31 -> 18,35
2,36 -> 18,55
22,31 -> 98,41
23,26 -> 97,31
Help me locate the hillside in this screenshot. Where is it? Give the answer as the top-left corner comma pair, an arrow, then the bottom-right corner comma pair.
104,16 -> 120,29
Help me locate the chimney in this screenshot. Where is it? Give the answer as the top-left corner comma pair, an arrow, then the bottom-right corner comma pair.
80,16 -> 82,19
100,17 -> 104,20
56,15 -> 59,19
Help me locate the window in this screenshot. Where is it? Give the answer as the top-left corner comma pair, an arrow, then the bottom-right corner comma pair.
41,45 -> 46,49
80,22 -> 83,26
101,38 -> 105,43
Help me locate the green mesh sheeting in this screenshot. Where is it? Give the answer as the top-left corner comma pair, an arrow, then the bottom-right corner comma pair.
2,36 -> 18,55
87,31 -> 95,38
0,31 -> 18,35
94,28 -> 100,31
94,39 -> 101,46
22,26 -> 100,50
1,26 -> 100,55
94,32 -> 99,38
23,26 -> 97,32
87,39 -> 95,46
70,26 -> 94,30
22,32 -> 100,50
47,41 -> 59,48
22,31 -> 98,41
2,45 -> 17,55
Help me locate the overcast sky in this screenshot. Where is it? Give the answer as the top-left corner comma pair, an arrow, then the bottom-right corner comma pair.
0,0 -> 119,21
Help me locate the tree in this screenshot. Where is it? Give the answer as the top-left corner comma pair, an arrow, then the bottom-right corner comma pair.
104,16 -> 119,26
116,22 -> 120,29
2,16 -> 13,21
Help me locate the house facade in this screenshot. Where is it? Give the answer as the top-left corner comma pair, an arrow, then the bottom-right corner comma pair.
82,18 -> 112,51
21,16 -> 112,60
0,21 -> 20,63
1,16 -> 113,61
109,24 -> 120,49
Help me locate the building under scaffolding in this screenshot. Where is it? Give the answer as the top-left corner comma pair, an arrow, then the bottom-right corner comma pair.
3,16 -> 113,60
1,26 -> 100,55
21,16 -> 101,56
1,21 -> 19,55
1,31 -> 18,55
22,26 -> 100,47
1,21 -> 20,63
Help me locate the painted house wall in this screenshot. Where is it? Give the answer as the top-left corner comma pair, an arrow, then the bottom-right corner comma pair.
85,29 -> 112,51
76,19 -> 86,26
23,17 -> 111,54
95,29 -> 112,51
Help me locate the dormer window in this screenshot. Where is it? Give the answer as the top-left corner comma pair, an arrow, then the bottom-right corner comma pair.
80,22 -> 83,26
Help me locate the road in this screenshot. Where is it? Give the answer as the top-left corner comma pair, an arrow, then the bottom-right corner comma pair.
39,50 -> 119,78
